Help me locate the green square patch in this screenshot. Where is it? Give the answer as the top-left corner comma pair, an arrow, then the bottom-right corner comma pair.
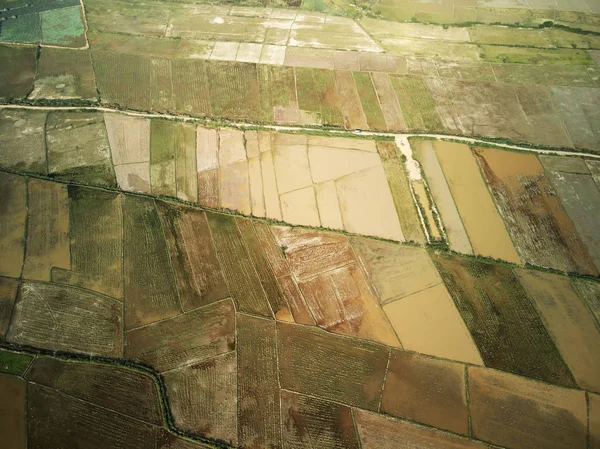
0,349 -> 34,376
41,6 -> 85,47
0,13 -> 41,44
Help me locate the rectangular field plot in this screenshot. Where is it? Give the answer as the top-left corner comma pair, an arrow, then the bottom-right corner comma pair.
51,186 -> 123,299
278,322 -> 389,409
22,179 -> 70,282
0,375 -> 26,449
412,139 -> 473,254
167,12 -> 267,42
434,61 -> 496,83
389,75 -> 443,131
26,356 -> 163,425
377,140 -> 425,243
295,67 -> 344,126
28,384 -> 156,449
474,147 -> 598,275
150,120 -> 177,197
206,61 -> 260,119
289,19 -> 381,52
434,141 -> 521,264
84,0 -> 170,37
237,314 -> 281,448
0,173 -> 27,278
163,352 -> 237,445
0,347 -> 32,375
0,13 -> 40,44
46,111 -> 116,187
516,270 -> 600,393
432,253 -> 575,387
492,64 -> 597,88
285,47 -> 334,70
157,202 -> 228,311
354,408 -> 487,449
105,113 -> 151,193
31,48 -> 97,100
426,78 -> 573,148
334,70 -> 367,130
371,72 -> 407,131
380,350 -> 469,435
125,299 -> 235,373
0,279 -> 19,338
353,71 -> 387,130
206,213 -> 273,317
172,59 -> 211,116
258,65 -> 299,123
93,51 -> 153,111
468,367 -> 586,449
0,110 -> 47,174
122,194 -> 181,329
89,31 -> 182,58
480,45 -> 593,65
40,6 -> 86,47
236,218 -> 293,321
0,45 -> 36,102
281,390 -> 360,449
7,281 -> 122,357
544,166 -> 600,272
150,58 -> 175,111
150,120 -> 197,202
551,87 -> 600,151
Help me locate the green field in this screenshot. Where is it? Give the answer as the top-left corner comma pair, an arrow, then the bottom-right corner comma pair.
93,51 -> 152,110
41,6 -> 86,47
172,58 -> 211,116
295,67 -> 344,127
389,75 -> 443,131
0,13 -> 40,43
480,45 -> 594,65
207,61 -> 260,119
353,71 -> 387,130
258,64 -> 298,123
0,349 -> 33,376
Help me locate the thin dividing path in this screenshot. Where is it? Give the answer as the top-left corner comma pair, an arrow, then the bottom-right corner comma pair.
2,103 -> 600,160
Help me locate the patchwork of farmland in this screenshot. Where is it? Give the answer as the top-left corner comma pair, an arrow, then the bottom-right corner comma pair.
412,138 -> 600,275
1,170 -> 599,448
3,108 -> 600,276
0,0 -> 87,47
2,0 -> 600,447
0,110 -> 424,242
2,0 -> 599,149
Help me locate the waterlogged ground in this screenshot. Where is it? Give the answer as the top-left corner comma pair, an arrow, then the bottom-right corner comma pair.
1,0 -> 600,448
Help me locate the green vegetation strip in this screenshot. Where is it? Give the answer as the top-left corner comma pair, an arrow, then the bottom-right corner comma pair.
0,348 -> 34,375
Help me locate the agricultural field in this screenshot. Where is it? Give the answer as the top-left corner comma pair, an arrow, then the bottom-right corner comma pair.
86,48 -> 600,148
1,0 -> 588,149
3,109 -> 600,275
412,138 -> 600,275
30,48 -> 97,101
3,1 -> 600,149
0,2 -> 86,47
2,0 -> 600,448
1,170 -> 599,448
0,110 -> 421,242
